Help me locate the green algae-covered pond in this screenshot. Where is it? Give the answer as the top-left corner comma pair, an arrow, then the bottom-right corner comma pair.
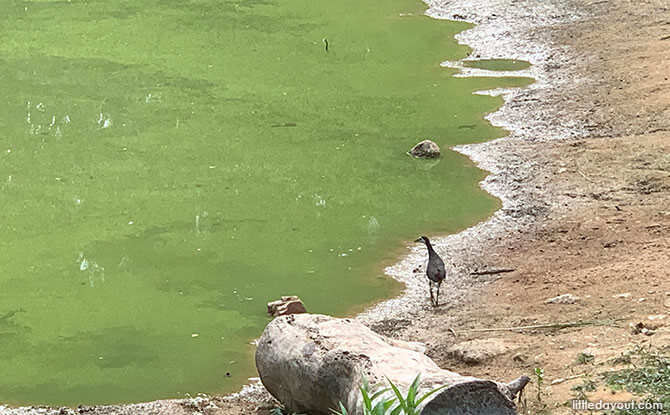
0,0 -> 530,406
464,58 -> 532,72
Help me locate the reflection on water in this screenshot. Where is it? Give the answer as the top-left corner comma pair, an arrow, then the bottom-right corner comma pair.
78,253 -> 105,287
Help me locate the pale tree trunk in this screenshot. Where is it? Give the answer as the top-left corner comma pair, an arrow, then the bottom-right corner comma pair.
255,314 -> 529,415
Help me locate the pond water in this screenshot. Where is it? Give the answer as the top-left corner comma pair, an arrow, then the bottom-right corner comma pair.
0,0 -> 530,406
463,58 -> 532,72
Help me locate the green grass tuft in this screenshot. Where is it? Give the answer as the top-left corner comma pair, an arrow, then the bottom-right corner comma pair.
332,373 -> 446,415
576,352 -> 595,365
603,347 -> 669,414
571,377 -> 597,400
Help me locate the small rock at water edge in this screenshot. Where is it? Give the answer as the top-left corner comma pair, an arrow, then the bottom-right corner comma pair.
267,295 -> 307,317
408,140 -> 440,159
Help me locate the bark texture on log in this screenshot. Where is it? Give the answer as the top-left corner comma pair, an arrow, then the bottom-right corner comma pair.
255,314 -> 529,415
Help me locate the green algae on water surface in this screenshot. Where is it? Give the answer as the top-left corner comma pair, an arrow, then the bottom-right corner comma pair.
0,0 -> 531,406
463,58 -> 532,72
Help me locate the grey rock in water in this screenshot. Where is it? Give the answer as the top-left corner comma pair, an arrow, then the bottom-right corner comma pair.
409,140 -> 441,158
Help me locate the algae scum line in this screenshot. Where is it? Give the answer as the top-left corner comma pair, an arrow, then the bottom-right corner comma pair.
0,0 -> 530,406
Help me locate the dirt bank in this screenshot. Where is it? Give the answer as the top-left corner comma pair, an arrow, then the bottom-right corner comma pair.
2,0 -> 668,414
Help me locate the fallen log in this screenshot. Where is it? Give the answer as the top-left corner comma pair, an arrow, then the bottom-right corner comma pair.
255,314 -> 529,415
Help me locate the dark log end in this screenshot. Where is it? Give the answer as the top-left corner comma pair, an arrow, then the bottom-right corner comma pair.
421,380 -> 517,415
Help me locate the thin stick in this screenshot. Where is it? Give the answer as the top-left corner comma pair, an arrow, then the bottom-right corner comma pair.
470,268 -> 515,276
455,320 -> 620,333
550,373 -> 587,385
578,171 -> 595,183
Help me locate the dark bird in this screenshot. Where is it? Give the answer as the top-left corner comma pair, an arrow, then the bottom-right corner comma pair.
322,38 -> 329,52
415,236 -> 446,307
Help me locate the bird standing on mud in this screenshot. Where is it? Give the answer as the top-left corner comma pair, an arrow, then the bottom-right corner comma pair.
415,236 -> 446,307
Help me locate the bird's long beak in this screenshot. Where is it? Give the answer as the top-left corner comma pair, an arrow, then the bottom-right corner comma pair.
414,237 -> 423,243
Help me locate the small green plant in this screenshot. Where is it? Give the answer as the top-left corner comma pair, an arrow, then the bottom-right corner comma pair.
333,403 -> 348,415
387,374 -> 446,415
331,375 -> 394,415
332,373 -> 446,415
533,367 -> 545,403
576,352 -> 595,365
611,352 -> 633,366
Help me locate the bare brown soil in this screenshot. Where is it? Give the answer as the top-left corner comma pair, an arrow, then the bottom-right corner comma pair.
405,131 -> 669,414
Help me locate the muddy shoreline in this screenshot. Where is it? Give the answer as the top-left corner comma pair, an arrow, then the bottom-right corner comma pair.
359,0 -> 590,326
3,0 -> 668,413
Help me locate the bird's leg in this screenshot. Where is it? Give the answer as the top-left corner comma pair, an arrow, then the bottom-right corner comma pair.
435,281 -> 442,307
429,281 -> 435,307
